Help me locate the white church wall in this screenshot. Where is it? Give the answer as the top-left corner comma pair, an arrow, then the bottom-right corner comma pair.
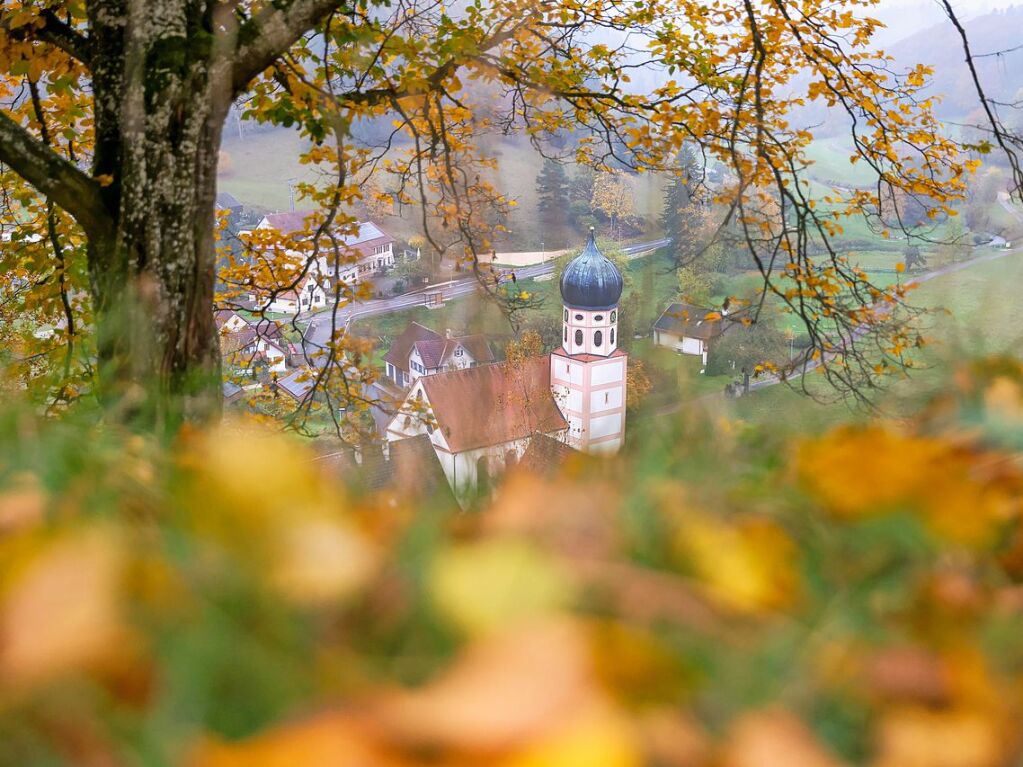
590,386 -> 622,413
589,412 -> 623,440
591,359 -> 625,386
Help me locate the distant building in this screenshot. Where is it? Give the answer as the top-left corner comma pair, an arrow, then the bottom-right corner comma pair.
386,229 -> 626,505
382,322 -> 494,388
215,191 -> 243,217
265,274 -> 327,316
254,213 -> 396,286
653,301 -> 730,366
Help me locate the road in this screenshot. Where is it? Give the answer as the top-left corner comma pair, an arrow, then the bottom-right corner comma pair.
299,237 -> 671,361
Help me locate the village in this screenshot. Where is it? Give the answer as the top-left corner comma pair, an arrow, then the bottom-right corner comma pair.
213,197 -> 742,506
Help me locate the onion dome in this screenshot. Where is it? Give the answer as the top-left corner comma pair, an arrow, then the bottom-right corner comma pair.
559,228 -> 624,311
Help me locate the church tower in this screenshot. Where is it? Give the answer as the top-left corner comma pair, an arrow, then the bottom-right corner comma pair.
550,229 -> 628,453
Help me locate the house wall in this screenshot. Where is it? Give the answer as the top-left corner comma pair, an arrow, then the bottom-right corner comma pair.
654,330 -> 708,364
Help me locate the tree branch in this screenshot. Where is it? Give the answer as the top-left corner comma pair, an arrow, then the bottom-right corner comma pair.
0,112 -> 113,240
231,0 -> 348,97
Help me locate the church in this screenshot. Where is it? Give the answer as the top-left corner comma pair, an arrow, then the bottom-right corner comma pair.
385,230 -> 628,505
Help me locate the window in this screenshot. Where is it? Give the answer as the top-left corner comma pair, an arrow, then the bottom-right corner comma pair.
564,309 -> 569,321
595,315 -> 604,322
611,310 -> 617,322
594,330 -> 603,347
610,328 -> 615,345
605,392 -> 610,404
564,326 -> 568,342
575,314 -> 584,321
454,347 -> 463,357
575,329 -> 583,346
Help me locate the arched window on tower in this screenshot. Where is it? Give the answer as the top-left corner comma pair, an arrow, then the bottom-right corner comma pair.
575,329 -> 583,346
594,330 -> 603,347
610,328 -> 615,345
564,326 -> 568,342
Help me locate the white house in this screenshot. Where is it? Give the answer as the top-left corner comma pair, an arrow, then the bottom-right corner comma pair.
386,229 -> 627,504
254,213 -> 397,286
382,322 -> 494,388
265,274 -> 327,315
653,302 -> 729,366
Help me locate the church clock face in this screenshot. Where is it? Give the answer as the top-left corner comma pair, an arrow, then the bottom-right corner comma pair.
611,310 -> 617,322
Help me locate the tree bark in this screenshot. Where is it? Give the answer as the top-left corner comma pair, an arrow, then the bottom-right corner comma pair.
81,0 -> 241,423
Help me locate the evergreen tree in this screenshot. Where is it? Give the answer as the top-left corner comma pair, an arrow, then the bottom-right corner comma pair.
661,145 -> 704,269
535,159 -> 571,247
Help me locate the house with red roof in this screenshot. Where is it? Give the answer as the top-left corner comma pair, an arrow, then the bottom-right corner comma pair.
382,322 -> 494,388
255,213 -> 397,288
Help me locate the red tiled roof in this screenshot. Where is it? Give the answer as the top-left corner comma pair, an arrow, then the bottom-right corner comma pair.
550,347 -> 627,364
418,356 -> 567,453
414,335 -> 495,371
383,322 -> 443,373
519,433 -> 580,477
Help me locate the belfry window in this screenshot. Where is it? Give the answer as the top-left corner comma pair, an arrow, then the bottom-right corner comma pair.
575,314 -> 584,321
575,329 -> 583,346
595,315 -> 604,322
594,330 -> 603,347
610,328 -> 615,345
564,326 -> 568,342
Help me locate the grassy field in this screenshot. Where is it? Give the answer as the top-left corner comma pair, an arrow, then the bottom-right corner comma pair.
710,248 -> 1023,431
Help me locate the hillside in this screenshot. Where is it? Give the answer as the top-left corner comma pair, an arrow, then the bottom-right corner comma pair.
888,4 -> 1023,118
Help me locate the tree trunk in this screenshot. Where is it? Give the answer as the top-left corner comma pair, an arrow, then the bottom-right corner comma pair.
87,0 -> 230,425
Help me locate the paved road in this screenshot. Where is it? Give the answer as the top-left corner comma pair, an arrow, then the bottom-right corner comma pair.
299,237 -> 671,362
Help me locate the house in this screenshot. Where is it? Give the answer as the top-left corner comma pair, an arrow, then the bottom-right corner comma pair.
386,229 -> 628,506
218,312 -> 296,375
265,274 -> 327,315
382,322 -> 494,388
215,309 -> 249,333
275,367 -> 317,403
215,191 -> 243,217
653,302 -> 730,365
254,213 -> 396,286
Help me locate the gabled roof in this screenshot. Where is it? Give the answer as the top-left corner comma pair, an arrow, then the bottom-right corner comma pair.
383,322 -> 443,373
216,191 -> 243,210
259,214 -> 395,253
654,302 -> 729,341
221,325 -> 259,355
417,356 -> 567,453
276,368 -> 316,401
215,309 -> 247,329
411,334 -> 495,371
519,433 -> 580,477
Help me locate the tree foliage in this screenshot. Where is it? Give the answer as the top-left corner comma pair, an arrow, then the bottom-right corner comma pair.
0,0 -> 996,428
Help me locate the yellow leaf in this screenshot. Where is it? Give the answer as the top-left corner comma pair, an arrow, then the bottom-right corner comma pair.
430,538 -> 573,636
